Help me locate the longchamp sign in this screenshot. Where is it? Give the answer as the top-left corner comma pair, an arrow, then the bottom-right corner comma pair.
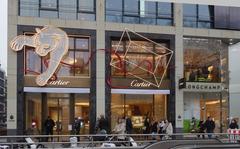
184,82 -> 222,92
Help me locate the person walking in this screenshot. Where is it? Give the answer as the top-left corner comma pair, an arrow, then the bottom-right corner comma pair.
44,116 -> 55,142
98,114 -> 109,133
73,117 -> 81,141
112,117 -> 126,146
143,117 -> 151,139
165,120 -> 173,140
150,119 -> 158,140
204,116 -> 215,139
158,120 -> 165,140
197,120 -> 205,139
125,116 -> 133,134
229,119 -> 239,129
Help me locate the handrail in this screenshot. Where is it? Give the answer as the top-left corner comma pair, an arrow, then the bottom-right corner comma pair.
0,133 -> 237,149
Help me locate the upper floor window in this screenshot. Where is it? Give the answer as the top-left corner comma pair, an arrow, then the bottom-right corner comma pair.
77,0 -> 95,20
106,0 -> 173,26
24,35 -> 91,77
184,38 -> 224,83
40,0 -> 58,10
19,0 -> 96,21
183,4 -> 213,28
111,40 -> 169,79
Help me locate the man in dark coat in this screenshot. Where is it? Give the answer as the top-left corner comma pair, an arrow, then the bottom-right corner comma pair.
98,115 -> 109,133
73,117 -> 81,141
204,116 -> 215,139
44,116 -> 55,141
125,116 -> 133,134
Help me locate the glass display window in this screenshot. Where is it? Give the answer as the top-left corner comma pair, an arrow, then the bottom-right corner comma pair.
184,38 -> 228,83
24,35 -> 91,77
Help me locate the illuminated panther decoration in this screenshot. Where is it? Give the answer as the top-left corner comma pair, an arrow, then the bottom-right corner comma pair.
10,26 -> 69,86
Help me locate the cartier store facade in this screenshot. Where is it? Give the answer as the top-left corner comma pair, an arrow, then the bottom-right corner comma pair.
17,26 -> 97,135
14,26 -> 177,136
105,31 -> 175,132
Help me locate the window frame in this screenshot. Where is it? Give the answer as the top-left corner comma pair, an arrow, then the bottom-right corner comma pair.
123,0 -> 140,17
183,4 -> 214,28
39,0 -> 59,11
156,2 -> 174,20
23,32 -> 91,78
77,0 -> 96,14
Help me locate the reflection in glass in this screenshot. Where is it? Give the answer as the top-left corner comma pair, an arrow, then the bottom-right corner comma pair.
75,51 -> 89,76
78,0 -> 94,12
140,1 -> 156,25
111,40 -> 169,79
40,0 -> 57,9
59,0 -> 77,20
183,4 -> 197,27
20,0 -> 39,17
25,93 -> 42,134
25,36 -> 90,77
123,16 -> 140,24
75,94 -> 90,134
76,38 -> 89,49
124,0 -> 139,16
157,2 -> 172,18
77,13 -> 95,21
106,0 -> 122,22
25,49 -> 42,75
47,95 -> 70,137
125,54 -> 154,78
40,10 -> 58,18
183,4 -> 213,28
56,51 -> 75,76
184,38 -> 223,82
157,19 -> 173,26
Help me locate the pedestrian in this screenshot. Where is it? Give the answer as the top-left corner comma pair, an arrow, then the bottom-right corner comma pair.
165,120 -> 173,140
150,119 -> 158,140
44,116 -> 55,142
158,120 -> 165,140
98,114 -> 109,133
143,117 -> 151,139
197,120 -> 205,139
125,115 -> 133,134
229,119 -> 239,129
112,117 -> 126,146
73,117 -> 81,141
204,116 -> 215,139
190,117 -> 197,133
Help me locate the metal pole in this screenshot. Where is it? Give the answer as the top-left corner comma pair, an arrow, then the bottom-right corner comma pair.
220,92 -> 223,133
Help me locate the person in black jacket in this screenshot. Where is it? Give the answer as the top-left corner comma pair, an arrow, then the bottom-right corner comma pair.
229,119 -> 239,129
204,116 -> 215,139
73,117 -> 81,141
98,114 -> 109,133
143,117 -> 151,139
125,116 -> 133,134
150,119 -> 158,140
44,116 -> 55,142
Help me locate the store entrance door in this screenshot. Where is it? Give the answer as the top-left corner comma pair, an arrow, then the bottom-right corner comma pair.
200,98 -> 220,132
47,94 -> 70,137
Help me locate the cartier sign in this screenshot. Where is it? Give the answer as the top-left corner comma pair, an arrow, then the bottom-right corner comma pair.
184,82 -> 222,92
130,80 -> 151,87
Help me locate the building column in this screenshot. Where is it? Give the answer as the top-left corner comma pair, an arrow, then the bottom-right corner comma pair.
7,0 -> 18,135
96,0 -> 106,118
174,3 -> 184,133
